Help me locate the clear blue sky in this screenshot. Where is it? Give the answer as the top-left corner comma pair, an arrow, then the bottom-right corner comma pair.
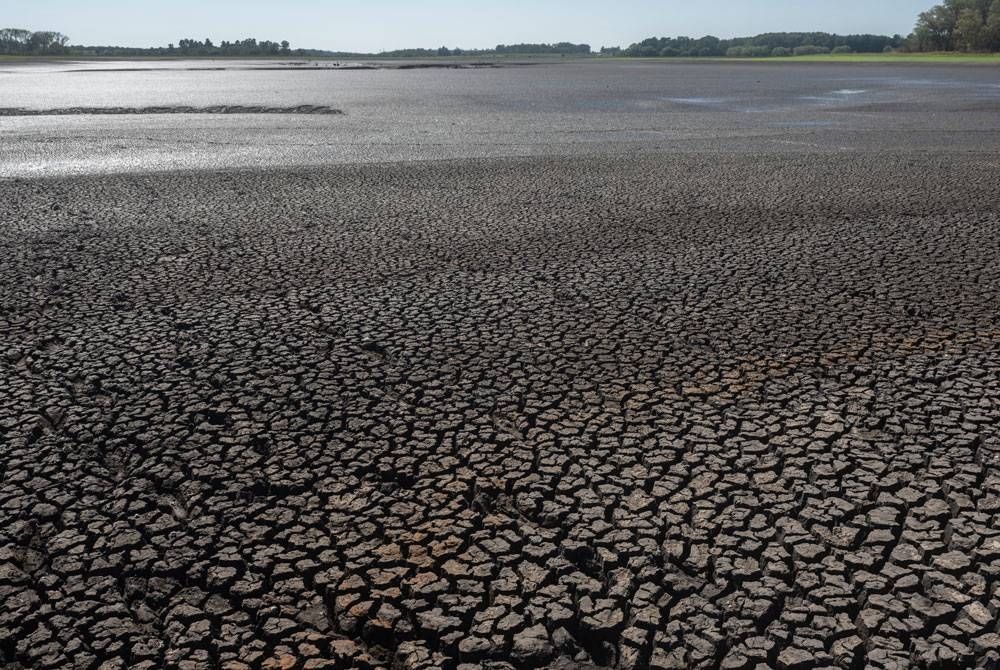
5,0 -> 929,52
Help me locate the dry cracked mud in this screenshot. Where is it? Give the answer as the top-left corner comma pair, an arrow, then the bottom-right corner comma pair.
1,152 -> 1000,669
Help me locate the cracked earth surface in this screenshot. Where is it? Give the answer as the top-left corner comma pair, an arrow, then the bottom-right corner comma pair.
2,153 -> 1000,669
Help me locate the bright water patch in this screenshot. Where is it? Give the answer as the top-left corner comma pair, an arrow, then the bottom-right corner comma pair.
662,97 -> 729,106
772,120 -> 840,127
1,60 -> 997,176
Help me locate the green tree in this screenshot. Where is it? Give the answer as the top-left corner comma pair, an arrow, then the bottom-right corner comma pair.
987,0 -> 1000,49
0,28 -> 32,53
954,7 -> 985,49
910,0 -> 1000,51
913,4 -> 958,50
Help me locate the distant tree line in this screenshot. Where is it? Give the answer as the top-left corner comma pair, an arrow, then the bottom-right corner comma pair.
0,28 -> 69,55
60,37 -> 297,58
0,31 -> 592,58
621,33 -> 905,58
494,42 -> 591,55
7,1 -> 1000,61
620,1 -> 1000,57
169,38 -> 291,56
911,0 -> 1000,51
344,42 -> 592,58
0,30 -> 308,57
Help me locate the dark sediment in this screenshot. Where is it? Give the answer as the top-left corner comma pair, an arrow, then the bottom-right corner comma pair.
0,104 -> 344,116
1,152 -> 999,669
59,62 -> 516,73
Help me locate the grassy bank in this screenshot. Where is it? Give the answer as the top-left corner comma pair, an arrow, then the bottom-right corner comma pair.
619,52 -> 1000,64
757,52 -> 1000,63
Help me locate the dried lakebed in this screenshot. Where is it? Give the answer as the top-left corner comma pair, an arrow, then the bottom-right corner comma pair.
2,152 -> 1000,669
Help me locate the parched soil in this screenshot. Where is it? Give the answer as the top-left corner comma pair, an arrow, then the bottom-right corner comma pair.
1,153 -> 999,669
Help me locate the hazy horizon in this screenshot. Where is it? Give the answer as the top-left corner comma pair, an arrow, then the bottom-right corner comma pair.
6,0 -> 929,53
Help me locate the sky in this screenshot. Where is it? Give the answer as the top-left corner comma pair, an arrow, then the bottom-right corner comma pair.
3,0 -> 930,53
